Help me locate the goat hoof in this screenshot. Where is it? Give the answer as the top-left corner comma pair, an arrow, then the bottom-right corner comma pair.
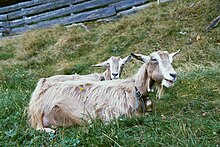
44,128 -> 56,134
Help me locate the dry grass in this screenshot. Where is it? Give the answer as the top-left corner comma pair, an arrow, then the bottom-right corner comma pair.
0,0 -> 219,146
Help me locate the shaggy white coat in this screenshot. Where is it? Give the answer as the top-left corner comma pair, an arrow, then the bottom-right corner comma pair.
28,51 -> 179,132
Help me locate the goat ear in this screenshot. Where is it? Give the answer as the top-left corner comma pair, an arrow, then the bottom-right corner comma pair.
169,50 -> 180,63
122,55 -> 133,63
130,53 -> 150,63
91,61 -> 108,67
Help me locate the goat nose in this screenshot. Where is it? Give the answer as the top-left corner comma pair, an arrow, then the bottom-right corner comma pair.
170,73 -> 177,79
112,73 -> 118,77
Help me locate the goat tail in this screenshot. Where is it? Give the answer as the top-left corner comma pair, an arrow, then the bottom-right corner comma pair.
30,78 -> 46,102
28,78 -> 47,129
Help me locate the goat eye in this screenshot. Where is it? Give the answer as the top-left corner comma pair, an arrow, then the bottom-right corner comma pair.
151,58 -> 157,62
106,63 -> 110,66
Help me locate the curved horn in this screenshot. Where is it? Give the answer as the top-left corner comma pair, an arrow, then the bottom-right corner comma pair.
169,50 -> 180,63
122,55 -> 133,63
130,53 -> 150,63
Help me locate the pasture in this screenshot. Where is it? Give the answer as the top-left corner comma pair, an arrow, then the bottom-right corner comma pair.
0,0 -> 219,146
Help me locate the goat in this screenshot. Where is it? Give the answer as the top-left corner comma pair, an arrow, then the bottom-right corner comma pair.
41,55 -> 132,83
131,50 -> 180,99
92,55 -> 133,80
30,55 -> 132,104
28,50 -> 180,133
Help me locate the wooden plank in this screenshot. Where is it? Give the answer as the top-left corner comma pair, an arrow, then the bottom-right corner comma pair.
160,0 -> 174,2
9,6 -> 75,27
114,0 -> 149,11
70,5 -> 116,22
100,1 -> 153,21
7,0 -> 89,20
117,2 -> 154,16
10,6 -> 116,35
117,0 -> 172,16
10,0 -> 119,27
135,0 -> 150,5
97,15 -> 119,22
0,0 -> 57,14
72,0 -> 120,13
0,14 -> 7,21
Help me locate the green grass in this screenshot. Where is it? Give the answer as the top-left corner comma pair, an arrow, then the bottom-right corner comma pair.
0,0 -> 220,146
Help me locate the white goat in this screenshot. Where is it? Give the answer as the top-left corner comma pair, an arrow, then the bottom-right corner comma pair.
30,55 -> 132,101
42,55 -> 132,83
131,50 -> 180,99
28,50 -> 180,133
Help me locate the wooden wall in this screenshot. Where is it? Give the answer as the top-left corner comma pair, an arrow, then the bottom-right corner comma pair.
0,0 -> 172,38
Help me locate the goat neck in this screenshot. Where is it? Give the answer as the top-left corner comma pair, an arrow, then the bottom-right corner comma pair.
133,64 -> 149,97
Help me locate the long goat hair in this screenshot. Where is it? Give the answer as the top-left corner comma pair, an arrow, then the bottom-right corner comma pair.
28,50 -> 180,133
43,55 -> 132,84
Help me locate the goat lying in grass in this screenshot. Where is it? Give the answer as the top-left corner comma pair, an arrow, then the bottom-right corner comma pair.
30,55 -> 132,105
42,55 -> 132,82
28,50 -> 179,133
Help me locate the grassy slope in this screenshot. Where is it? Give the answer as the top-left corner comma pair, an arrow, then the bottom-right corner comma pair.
0,0 -> 219,146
